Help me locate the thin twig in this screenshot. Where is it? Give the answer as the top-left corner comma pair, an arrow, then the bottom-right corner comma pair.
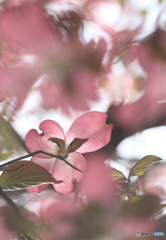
0,187 -> 20,215
0,150 -> 85,174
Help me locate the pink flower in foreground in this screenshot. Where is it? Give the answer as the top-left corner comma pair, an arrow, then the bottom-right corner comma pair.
25,111 -> 113,194
78,153 -> 115,203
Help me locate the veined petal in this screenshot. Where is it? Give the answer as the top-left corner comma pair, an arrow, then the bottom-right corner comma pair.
66,111 -> 113,153
26,157 -> 56,193
27,184 -> 48,193
30,156 -> 56,172
25,120 -> 65,158
52,152 -> 87,194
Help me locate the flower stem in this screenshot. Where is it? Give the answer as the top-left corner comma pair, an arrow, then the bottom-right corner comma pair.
0,150 -> 85,173
0,187 -> 20,215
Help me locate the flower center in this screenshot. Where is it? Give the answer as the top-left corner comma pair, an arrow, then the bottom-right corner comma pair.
48,137 -> 88,157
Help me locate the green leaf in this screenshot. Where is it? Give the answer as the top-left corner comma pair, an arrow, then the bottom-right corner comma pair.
48,137 -> 65,151
129,155 -> 162,177
110,167 -> 127,181
0,115 -> 27,151
67,138 -> 88,153
0,151 -> 13,161
126,194 -> 160,216
128,194 -> 145,204
0,161 -> 63,191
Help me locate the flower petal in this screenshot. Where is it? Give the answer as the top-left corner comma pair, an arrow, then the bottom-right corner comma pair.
30,156 -> 56,172
26,157 -> 56,193
26,184 -> 48,193
0,3 -> 59,52
66,111 -> 113,153
78,153 -> 115,203
25,120 -> 65,158
52,152 -> 87,194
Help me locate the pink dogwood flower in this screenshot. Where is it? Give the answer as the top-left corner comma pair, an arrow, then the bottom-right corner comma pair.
25,111 -> 113,194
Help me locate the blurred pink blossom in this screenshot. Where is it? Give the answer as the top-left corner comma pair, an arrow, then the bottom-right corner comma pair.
0,64 -> 40,110
77,152 -> 115,203
17,191 -> 81,240
0,92 -> 5,103
116,216 -> 156,239
40,68 -> 100,115
38,194 -> 78,240
0,3 -> 107,114
37,36 -> 107,114
0,2 -> 60,110
0,2 -> 60,52
108,29 -> 166,132
104,69 -> 135,104
0,217 -> 14,240
104,27 -> 140,70
25,111 -> 113,193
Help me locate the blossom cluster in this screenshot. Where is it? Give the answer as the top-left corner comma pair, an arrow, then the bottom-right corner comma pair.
0,0 -> 166,240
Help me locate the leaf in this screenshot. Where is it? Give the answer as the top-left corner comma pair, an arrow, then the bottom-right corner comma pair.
67,138 -> 88,153
115,182 -> 127,199
0,161 -> 63,191
0,115 -> 27,151
129,155 -> 162,177
48,137 -> 65,151
128,194 -> 145,204
126,194 -> 160,216
110,167 -> 127,181
0,151 -> 13,161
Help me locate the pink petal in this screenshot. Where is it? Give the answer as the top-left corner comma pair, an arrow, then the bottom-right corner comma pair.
39,77 -> 71,116
31,156 -> 56,172
0,217 -> 13,240
0,65 -> 40,110
26,184 -> 48,193
0,92 -> 5,103
78,153 -> 115,203
65,68 -> 99,110
26,157 -> 56,193
52,152 -> 87,194
0,3 -> 59,52
66,111 -> 113,153
25,120 -> 65,158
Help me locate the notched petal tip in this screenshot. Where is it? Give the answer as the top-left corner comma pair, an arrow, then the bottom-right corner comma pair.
66,111 -> 113,153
